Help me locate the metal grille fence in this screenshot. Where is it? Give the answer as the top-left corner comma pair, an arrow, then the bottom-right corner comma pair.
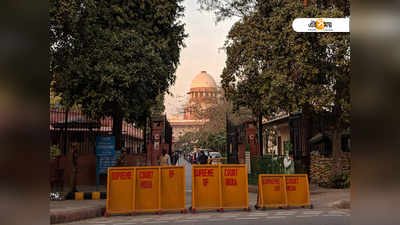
50,107 -> 144,155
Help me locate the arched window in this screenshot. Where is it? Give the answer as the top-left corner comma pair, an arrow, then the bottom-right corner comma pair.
206,92 -> 209,96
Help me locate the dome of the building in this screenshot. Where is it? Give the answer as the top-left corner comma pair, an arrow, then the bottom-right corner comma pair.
190,71 -> 217,89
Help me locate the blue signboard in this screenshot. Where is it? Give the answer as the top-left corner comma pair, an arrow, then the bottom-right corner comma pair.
96,136 -> 115,156
96,136 -> 118,187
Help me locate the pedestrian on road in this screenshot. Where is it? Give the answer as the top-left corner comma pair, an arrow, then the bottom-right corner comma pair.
171,152 -> 178,165
198,151 -> 208,164
160,149 -> 171,166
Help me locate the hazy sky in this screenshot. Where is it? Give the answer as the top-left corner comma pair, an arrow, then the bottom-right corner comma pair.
164,0 -> 237,117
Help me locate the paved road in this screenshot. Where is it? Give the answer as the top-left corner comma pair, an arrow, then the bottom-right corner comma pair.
64,208 -> 350,225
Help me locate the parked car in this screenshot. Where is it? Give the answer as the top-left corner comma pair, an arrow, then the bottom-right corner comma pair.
209,152 -> 221,159
208,152 -> 222,164
199,149 -> 212,158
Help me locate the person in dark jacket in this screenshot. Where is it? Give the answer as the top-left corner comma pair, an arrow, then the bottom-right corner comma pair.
198,151 -> 208,164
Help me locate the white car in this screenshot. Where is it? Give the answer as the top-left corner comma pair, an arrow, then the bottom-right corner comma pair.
209,152 -> 221,159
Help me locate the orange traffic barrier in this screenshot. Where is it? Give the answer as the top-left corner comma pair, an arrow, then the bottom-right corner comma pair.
255,174 -> 312,209
255,174 -> 288,209
220,164 -> 250,211
106,167 -> 135,215
192,165 -> 221,212
105,166 -> 186,216
191,164 -> 249,213
160,166 -> 186,212
285,174 -> 311,208
135,167 -> 161,213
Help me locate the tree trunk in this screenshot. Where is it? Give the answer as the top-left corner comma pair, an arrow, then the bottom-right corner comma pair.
331,129 -> 343,175
112,105 -> 123,151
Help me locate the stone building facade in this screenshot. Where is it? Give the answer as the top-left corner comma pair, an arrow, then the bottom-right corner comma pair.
183,71 -> 218,120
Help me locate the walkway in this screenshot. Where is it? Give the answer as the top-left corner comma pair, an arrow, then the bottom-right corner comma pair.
176,155 -> 192,207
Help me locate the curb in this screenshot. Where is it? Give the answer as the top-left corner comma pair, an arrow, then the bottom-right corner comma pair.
65,192 -> 107,200
50,206 -> 106,224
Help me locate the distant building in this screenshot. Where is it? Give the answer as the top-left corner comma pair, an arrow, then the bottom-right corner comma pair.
169,71 -> 219,150
183,71 -> 218,120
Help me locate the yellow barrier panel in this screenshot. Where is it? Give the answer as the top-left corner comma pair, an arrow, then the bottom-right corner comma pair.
92,192 -> 100,200
106,166 -> 186,216
220,164 -> 250,211
191,164 -> 249,213
192,165 -> 221,212
255,174 -> 312,209
256,175 -> 287,209
106,167 -> 135,215
285,174 -> 311,207
75,192 -> 84,200
160,166 -> 186,213
135,167 -> 160,213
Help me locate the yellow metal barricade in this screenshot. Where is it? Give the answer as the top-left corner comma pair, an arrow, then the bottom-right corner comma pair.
160,166 -> 186,213
255,174 -> 287,209
191,165 -> 221,213
255,174 -> 312,209
106,166 -> 186,216
220,164 -> 249,211
135,167 -> 161,213
106,167 -> 135,215
285,174 -> 311,208
191,164 -> 249,213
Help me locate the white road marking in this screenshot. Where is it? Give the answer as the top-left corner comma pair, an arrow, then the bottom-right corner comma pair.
322,214 -> 346,217
273,212 -> 296,215
296,215 -> 317,218
208,218 -> 229,221
303,210 -> 322,214
265,216 -> 286,219
236,217 -> 259,220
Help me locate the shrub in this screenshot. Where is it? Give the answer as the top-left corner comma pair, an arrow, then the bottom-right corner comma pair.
332,173 -> 351,189
249,155 -> 285,184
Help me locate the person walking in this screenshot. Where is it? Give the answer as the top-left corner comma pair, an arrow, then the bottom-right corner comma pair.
160,149 -> 171,166
198,151 -> 208,164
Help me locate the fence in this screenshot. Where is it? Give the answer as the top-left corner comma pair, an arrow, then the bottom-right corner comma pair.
50,107 -> 144,155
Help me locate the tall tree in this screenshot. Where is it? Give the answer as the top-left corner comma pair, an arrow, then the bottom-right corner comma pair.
203,0 -> 350,161
50,0 -> 187,149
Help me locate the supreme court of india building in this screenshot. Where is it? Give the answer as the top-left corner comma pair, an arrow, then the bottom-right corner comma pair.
169,71 -> 221,150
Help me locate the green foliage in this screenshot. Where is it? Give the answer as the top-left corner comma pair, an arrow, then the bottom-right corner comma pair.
50,0 -> 187,126
251,155 -> 285,175
284,141 -> 293,155
215,0 -> 350,132
249,155 -> 286,184
332,173 -> 351,189
50,145 -> 61,160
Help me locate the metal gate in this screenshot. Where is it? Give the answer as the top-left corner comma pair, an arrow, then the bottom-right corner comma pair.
226,114 -> 245,164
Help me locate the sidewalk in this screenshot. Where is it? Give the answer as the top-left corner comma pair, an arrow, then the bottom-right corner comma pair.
50,199 -> 106,224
